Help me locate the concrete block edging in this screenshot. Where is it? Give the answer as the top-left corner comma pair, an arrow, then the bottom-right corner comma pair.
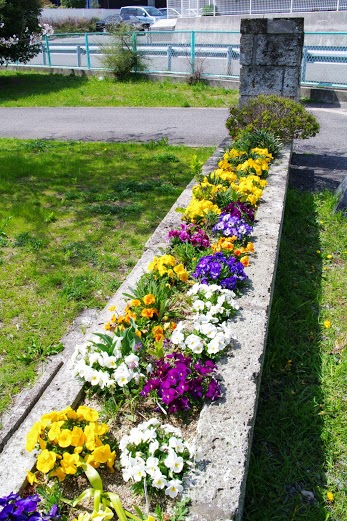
0,140 -> 292,521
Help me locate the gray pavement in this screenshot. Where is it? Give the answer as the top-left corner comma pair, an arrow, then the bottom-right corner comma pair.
0,107 -> 230,147
0,104 -> 346,190
290,104 -> 347,191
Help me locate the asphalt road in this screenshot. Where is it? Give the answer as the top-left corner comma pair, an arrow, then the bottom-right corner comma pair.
0,107 -> 230,147
290,104 -> 347,191
0,104 -> 346,190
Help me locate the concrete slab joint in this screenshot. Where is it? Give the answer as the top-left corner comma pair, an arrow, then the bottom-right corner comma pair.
0,139 -> 292,521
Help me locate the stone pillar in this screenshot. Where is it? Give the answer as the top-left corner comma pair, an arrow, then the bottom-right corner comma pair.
239,17 -> 304,105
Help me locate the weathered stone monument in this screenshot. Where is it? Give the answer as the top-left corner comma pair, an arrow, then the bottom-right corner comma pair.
239,17 -> 304,105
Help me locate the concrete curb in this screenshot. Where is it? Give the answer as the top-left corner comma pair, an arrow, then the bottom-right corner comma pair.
0,141 -> 291,521
335,176 -> 347,213
186,145 -> 291,521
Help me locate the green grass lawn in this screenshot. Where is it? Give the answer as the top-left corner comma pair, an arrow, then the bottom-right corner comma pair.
0,138 -> 213,417
244,189 -> 347,520
0,70 -> 238,107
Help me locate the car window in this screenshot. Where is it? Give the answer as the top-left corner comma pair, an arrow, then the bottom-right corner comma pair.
145,7 -> 163,16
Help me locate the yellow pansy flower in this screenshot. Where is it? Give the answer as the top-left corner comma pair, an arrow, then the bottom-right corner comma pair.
91,444 -> 115,464
47,421 -> 64,442
61,452 -> 80,475
76,405 -> 99,422
57,429 -> 73,448
26,471 -> 38,485
36,449 -> 56,474
50,466 -> 66,482
71,426 -> 86,447
25,422 -> 44,452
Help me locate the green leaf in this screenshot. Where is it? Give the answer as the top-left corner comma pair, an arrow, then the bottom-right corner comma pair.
80,460 -> 104,491
105,493 -> 129,521
63,487 -> 94,507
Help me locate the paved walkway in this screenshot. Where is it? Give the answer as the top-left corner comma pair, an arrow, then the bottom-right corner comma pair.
290,104 -> 347,191
0,107 -> 229,147
0,104 -> 346,189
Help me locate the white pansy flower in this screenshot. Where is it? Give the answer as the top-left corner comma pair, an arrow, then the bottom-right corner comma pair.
145,456 -> 159,477
162,424 -> 182,436
165,479 -> 183,498
142,427 -> 157,442
169,436 -> 185,453
192,299 -> 205,311
171,324 -> 185,346
131,463 -> 146,482
124,353 -> 139,369
185,334 -> 204,354
164,450 -> 184,473
200,322 -> 218,338
146,363 -> 154,374
152,472 -> 168,489
104,355 -> 118,369
149,439 -> 159,454
90,370 -> 103,386
128,427 -> 143,445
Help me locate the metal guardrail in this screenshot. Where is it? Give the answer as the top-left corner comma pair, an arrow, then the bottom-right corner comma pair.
9,31 -> 347,89
168,0 -> 347,16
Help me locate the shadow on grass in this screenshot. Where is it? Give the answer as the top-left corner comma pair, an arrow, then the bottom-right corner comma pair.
243,189 -> 327,521
0,72 -> 90,103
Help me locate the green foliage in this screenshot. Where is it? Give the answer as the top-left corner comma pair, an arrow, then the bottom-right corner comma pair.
101,26 -> 147,80
201,5 -> 217,15
232,129 -> 282,158
0,0 -> 42,65
60,0 -> 85,7
0,70 -> 239,108
226,95 -> 320,143
0,137 -> 212,414
17,337 -> 64,364
47,16 -> 99,33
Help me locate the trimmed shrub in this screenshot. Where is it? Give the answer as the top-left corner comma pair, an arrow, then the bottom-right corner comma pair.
226,94 -> 320,142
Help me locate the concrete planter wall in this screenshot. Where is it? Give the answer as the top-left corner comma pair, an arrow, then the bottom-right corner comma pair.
0,140 -> 292,519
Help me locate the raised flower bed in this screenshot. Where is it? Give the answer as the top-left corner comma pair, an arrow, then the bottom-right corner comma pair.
0,136 -> 292,521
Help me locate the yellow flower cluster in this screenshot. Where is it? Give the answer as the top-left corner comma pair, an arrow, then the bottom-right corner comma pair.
184,197 -> 221,223
231,174 -> 268,206
26,406 -> 115,482
192,180 -> 227,201
148,254 -> 189,283
187,146 -> 273,212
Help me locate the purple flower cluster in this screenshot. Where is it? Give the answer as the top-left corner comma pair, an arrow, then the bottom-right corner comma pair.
221,201 -> 255,223
212,213 -> 253,241
192,252 -> 248,291
168,223 -> 210,249
0,493 -> 60,521
141,352 -> 221,413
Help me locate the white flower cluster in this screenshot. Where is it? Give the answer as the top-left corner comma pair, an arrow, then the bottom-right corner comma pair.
170,283 -> 238,357
0,35 -> 19,48
74,338 -> 143,390
0,22 -> 53,49
120,419 -> 200,499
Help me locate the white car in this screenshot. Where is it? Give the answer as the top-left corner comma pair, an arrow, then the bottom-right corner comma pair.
119,6 -> 166,27
158,8 -> 182,18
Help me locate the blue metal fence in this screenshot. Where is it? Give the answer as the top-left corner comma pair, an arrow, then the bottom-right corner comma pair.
8,31 -> 347,89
